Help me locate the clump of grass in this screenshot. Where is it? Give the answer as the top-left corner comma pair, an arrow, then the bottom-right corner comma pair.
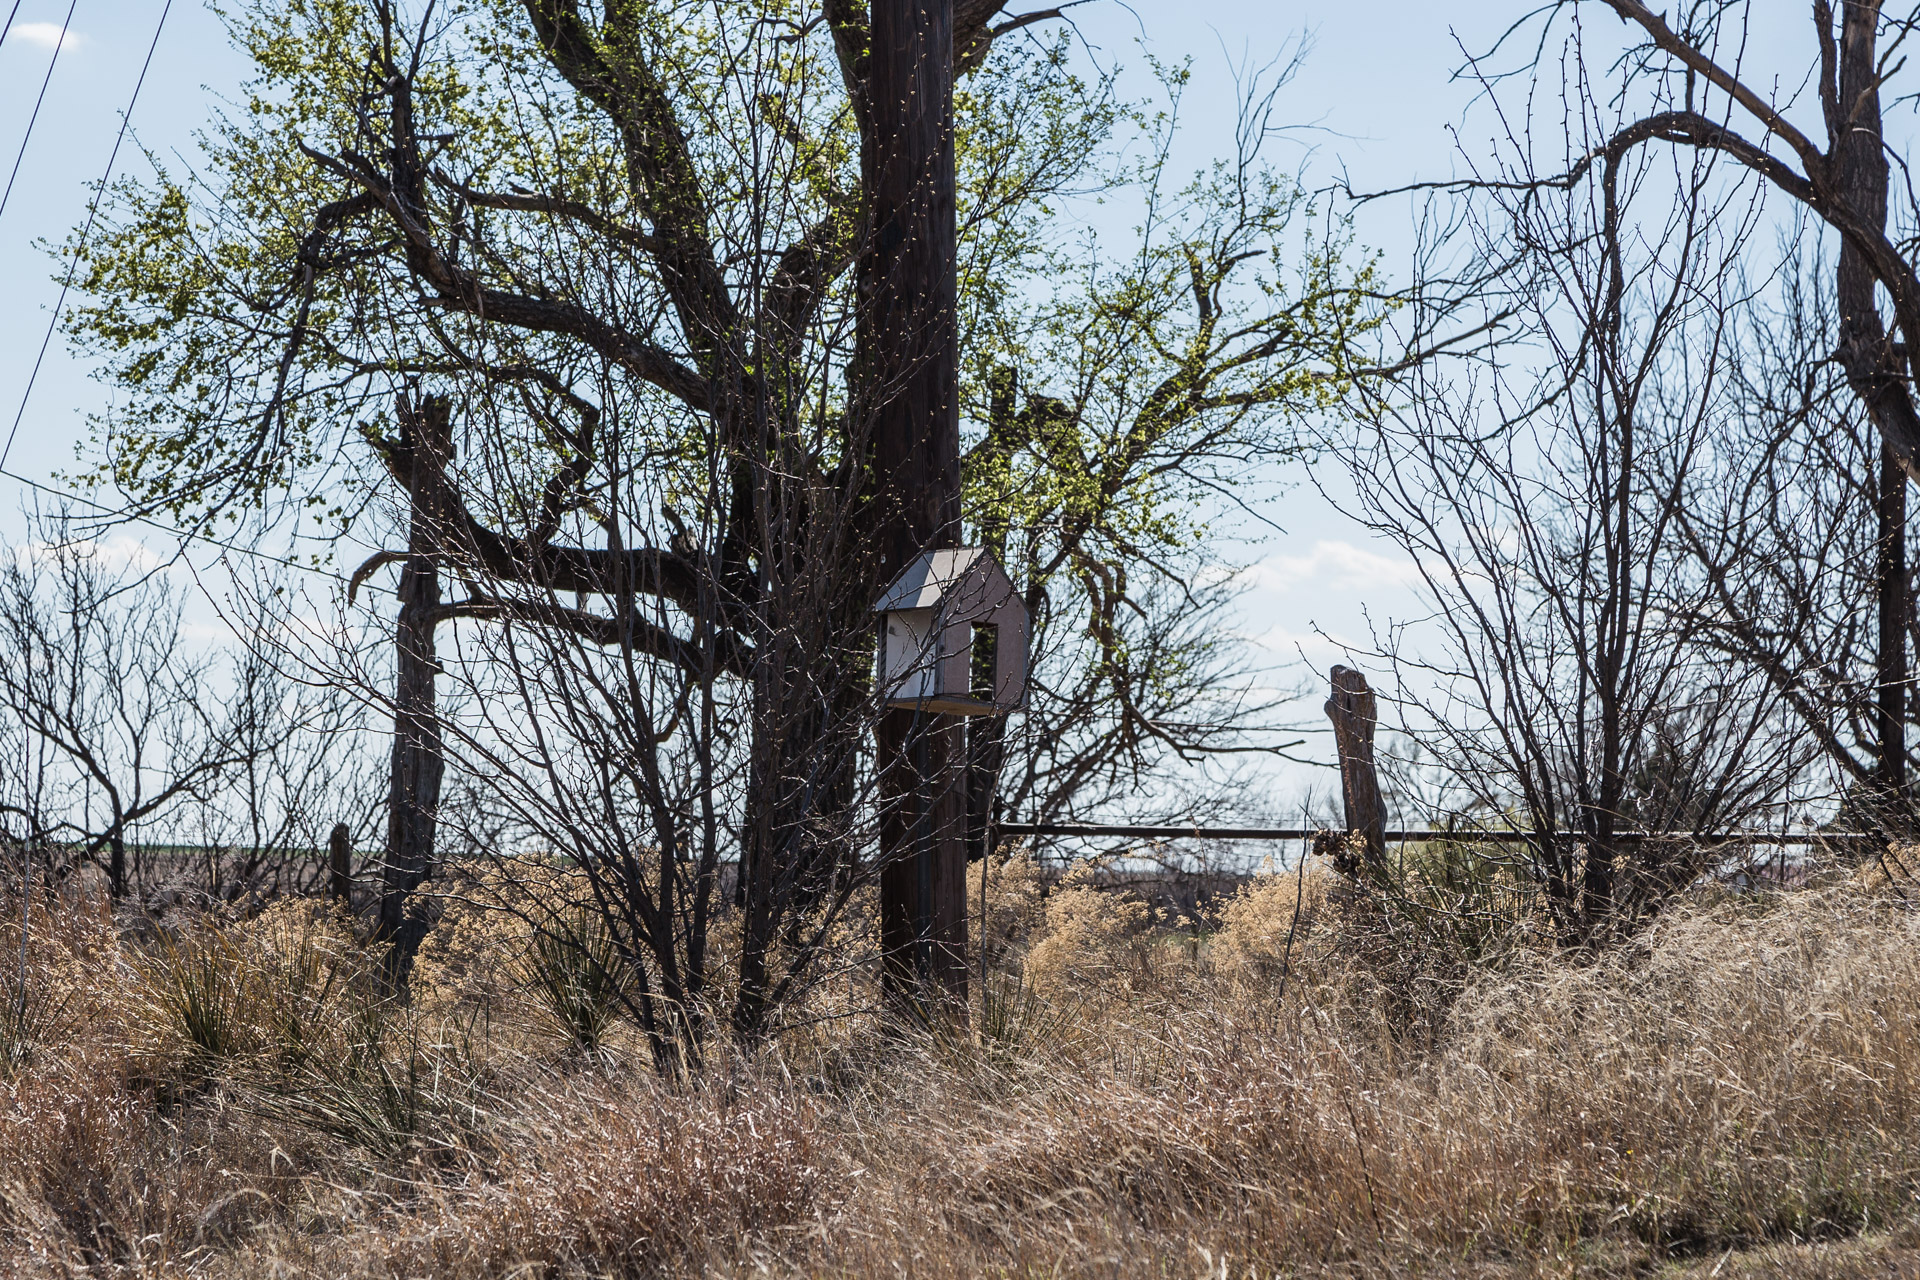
974,970 -> 1077,1058
242,898 -> 362,1070
132,922 -> 262,1073
0,939 -> 69,1078
513,905 -> 633,1055
248,996 -> 492,1162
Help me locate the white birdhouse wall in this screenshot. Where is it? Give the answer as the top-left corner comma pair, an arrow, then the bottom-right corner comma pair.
879,607 -> 969,703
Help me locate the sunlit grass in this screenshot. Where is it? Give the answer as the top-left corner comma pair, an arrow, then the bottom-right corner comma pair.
4,856 -> 1920,1277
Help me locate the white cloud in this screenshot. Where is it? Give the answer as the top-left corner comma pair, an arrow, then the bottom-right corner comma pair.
1239,540 -> 1422,596
7,22 -> 84,51
1245,621 -> 1352,663
15,535 -> 166,575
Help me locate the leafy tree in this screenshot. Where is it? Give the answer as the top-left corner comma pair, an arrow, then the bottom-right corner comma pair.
66,0 -> 1409,1054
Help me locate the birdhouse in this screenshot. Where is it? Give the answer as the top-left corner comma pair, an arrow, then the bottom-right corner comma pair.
872,548 -> 1029,715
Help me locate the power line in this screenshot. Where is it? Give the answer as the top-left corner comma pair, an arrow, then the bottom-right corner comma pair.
0,0 -> 30,54
0,0 -> 79,223
1,0 -> 171,474
0,463 -> 356,586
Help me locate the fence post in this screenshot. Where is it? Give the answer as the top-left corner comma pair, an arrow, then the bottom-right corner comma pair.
328,823 -> 352,905
1324,665 -> 1388,874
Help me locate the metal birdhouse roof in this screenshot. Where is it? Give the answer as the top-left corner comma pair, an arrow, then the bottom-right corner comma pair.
871,547 -> 1010,613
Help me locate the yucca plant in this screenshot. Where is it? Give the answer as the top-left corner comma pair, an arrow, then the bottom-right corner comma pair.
134,924 -> 262,1071
919,972 -> 1078,1075
254,913 -> 355,1072
976,972 -> 1078,1061
514,907 -> 633,1055
249,993 -> 491,1161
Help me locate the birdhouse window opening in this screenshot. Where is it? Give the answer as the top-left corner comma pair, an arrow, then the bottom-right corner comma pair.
969,623 -> 998,701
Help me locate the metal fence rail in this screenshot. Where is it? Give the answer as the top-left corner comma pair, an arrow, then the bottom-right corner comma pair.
999,823 -> 1890,846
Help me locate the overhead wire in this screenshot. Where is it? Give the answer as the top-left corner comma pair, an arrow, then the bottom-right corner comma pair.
0,462 -> 358,586
0,0 -> 79,223
1,0 -> 171,474
0,0 -> 30,54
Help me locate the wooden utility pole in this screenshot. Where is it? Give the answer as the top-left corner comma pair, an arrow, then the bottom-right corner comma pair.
861,0 -> 968,1008
376,391 -> 450,977
1324,665 -> 1387,874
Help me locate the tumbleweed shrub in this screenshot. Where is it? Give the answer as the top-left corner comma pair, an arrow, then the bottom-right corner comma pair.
1023,862 -> 1154,999
408,861 -> 545,1025
967,849 -> 1048,975
1207,854 -> 1334,984
367,1074 -> 824,1278
235,897 -> 366,1070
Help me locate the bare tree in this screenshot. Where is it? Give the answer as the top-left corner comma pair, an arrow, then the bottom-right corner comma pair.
1460,1 -> 1920,816
1653,243 -> 1920,832
0,522 -> 241,898
1333,57 -> 1810,939
177,644 -> 383,902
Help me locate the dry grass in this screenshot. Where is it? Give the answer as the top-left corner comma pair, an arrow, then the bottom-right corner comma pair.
4,858 -> 1920,1277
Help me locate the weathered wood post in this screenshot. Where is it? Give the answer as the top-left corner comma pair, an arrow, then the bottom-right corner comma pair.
328,822 -> 352,905
1324,664 -> 1388,874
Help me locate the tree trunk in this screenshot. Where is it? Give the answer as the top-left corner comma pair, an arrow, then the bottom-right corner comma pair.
376,392 -> 450,982
1830,1 -> 1913,825
859,0 -> 966,1012
1878,439 -> 1910,818
107,824 -> 126,900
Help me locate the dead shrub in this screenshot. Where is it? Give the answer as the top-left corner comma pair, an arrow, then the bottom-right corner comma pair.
1024,863 -> 1154,997
968,849 -> 1047,975
1208,855 -> 1333,984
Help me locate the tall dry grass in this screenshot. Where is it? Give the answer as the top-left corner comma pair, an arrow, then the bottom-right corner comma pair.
3,858 -> 1920,1277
